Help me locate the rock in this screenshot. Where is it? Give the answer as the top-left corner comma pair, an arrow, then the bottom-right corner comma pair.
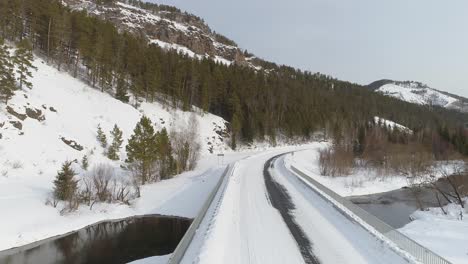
63,0 -> 244,63
60,137 -> 84,151
49,107 -> 57,112
9,121 -> 22,130
6,106 -> 27,121
25,107 -> 45,121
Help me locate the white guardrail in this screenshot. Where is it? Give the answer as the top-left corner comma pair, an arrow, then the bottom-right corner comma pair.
168,164 -> 233,264
290,165 -> 452,264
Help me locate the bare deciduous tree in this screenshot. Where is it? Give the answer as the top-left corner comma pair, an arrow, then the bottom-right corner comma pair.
432,162 -> 467,208
171,113 -> 201,173
318,143 -> 354,177
91,164 -> 113,202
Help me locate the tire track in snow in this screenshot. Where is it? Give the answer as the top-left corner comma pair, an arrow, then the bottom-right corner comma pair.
263,155 -> 321,264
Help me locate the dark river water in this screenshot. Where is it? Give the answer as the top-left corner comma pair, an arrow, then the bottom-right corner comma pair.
0,216 -> 191,264
350,186 -> 443,228
355,202 -> 417,228
350,174 -> 462,228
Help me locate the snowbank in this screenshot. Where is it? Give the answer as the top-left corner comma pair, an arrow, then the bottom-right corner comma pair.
400,199 -> 468,264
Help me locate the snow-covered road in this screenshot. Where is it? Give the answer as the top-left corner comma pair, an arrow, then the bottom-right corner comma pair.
187,149 -> 412,263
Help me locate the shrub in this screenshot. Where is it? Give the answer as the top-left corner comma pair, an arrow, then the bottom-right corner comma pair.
318,143 -> 354,177
91,164 -> 113,202
12,160 -> 23,169
81,164 -> 138,207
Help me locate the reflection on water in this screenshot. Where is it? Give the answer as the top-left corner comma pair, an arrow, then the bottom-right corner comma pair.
0,216 -> 191,264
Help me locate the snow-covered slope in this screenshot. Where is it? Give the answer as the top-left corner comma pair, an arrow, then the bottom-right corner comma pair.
62,0 -> 256,68
0,56 -> 229,169
370,80 -> 468,112
0,53 -> 233,250
374,116 -> 413,134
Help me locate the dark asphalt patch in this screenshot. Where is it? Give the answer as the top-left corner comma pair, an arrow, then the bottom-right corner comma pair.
263,155 -> 321,264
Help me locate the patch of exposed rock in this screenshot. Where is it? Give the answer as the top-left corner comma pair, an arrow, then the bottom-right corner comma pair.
61,137 -> 84,151
6,106 -> 27,121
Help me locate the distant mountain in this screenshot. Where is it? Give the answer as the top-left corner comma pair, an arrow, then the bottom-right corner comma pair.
368,80 -> 468,113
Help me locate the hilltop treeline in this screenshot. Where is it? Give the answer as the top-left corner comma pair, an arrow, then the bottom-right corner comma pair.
0,0 -> 467,153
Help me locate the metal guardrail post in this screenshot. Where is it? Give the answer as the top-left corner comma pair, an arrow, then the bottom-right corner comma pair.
290,165 -> 452,264
168,164 -> 233,264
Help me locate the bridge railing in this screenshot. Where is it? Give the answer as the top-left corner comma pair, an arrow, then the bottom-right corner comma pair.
290,165 -> 452,264
168,164 -> 233,264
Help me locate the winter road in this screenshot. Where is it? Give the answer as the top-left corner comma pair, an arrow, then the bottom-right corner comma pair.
184,148 -> 412,264
263,154 -> 321,264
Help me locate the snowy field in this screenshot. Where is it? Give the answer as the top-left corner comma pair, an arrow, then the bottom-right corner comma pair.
400,200 -> 468,264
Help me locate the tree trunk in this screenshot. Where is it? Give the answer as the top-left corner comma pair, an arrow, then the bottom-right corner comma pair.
435,192 -> 447,215
47,18 -> 52,62
446,176 -> 465,208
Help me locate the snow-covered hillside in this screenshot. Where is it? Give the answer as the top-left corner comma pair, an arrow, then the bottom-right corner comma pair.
0,55 -> 229,168
0,54 -> 233,250
372,80 -> 468,112
62,0 -> 259,68
374,116 -> 413,134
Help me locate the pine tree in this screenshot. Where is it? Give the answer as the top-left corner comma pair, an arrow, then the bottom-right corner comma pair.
231,113 -> 241,150
0,39 -> 16,103
97,124 -> 108,148
126,116 -> 158,184
155,128 -> 174,179
115,74 -> 129,103
13,39 -> 36,89
53,161 -> 78,201
107,124 -> 123,160
82,155 -> 89,170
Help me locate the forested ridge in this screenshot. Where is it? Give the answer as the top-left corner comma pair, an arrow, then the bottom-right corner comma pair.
0,0 -> 467,154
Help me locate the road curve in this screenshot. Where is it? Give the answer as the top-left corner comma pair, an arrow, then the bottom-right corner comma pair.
263,155 -> 321,264
186,148 -> 411,264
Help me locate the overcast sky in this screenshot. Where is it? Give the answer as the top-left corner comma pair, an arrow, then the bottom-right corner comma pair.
149,0 -> 468,97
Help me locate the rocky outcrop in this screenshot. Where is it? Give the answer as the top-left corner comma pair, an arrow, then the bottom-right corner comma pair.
9,121 -> 22,130
25,107 -> 45,121
62,0 -> 258,66
61,137 -> 84,151
6,106 -> 27,121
